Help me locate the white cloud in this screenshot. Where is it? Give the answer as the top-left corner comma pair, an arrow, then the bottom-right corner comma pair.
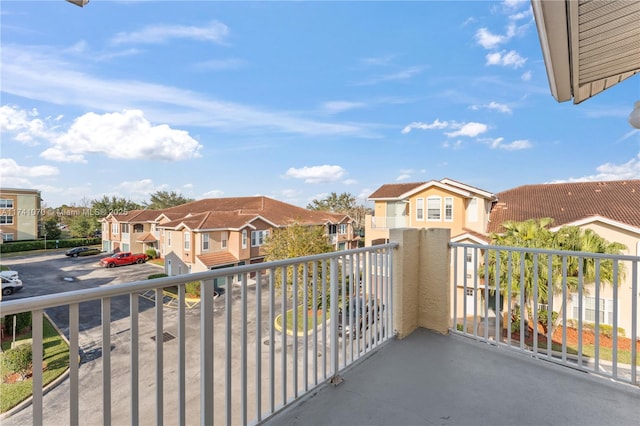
0,105 -> 56,144
285,165 -> 346,184
2,45 -> 370,138
486,50 -> 527,68
556,154 -> 640,182
396,174 -> 411,181
485,137 -> 531,150
343,179 -> 358,185
521,70 -> 532,81
40,110 -> 202,163
0,158 -> 59,178
401,119 -> 449,134
110,20 -> 230,45
118,179 -> 168,196
322,101 -> 366,114
281,189 -> 301,198
202,189 -> 225,199
470,101 -> 512,114
442,140 -> 463,149
445,122 -> 488,138
475,28 -> 507,49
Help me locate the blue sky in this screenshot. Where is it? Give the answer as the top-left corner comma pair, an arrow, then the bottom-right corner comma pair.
1,0 -> 639,209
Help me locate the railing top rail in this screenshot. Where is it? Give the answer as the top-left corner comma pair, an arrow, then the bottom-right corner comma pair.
0,244 -> 398,316
449,241 -> 640,262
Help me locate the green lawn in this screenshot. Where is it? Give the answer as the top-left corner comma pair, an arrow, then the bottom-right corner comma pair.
528,338 -> 634,365
0,317 -> 71,413
275,306 -> 328,336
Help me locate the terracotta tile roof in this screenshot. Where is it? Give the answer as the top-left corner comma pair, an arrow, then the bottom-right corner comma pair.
487,180 -> 640,233
110,209 -> 162,222
197,252 -> 239,268
452,228 -> 490,243
158,196 -> 347,230
368,182 -> 428,199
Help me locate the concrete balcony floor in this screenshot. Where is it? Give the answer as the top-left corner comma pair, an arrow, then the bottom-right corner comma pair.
264,328 -> 640,426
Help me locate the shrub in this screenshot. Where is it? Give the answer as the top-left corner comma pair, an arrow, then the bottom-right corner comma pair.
148,273 -> 168,280
2,344 -> 33,380
185,281 -> 201,297
537,309 -> 559,334
145,249 -> 157,259
0,238 -> 101,253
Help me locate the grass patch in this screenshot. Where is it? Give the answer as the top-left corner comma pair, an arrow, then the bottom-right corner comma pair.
0,265 -> 9,271
0,317 -> 70,413
275,306 -> 328,335
148,258 -> 165,267
529,339 -> 633,364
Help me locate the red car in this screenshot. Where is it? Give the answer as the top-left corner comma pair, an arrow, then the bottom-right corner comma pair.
99,252 -> 148,268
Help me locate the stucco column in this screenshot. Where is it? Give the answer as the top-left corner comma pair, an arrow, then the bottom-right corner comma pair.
390,228 -> 420,339
418,228 -> 451,334
390,227 -> 451,338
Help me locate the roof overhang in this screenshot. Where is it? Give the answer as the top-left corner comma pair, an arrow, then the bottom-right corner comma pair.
532,0 -> 640,104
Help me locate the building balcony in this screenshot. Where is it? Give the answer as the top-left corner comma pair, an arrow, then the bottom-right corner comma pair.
0,229 -> 638,425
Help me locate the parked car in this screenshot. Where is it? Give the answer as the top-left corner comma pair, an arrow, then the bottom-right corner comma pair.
0,270 -> 20,280
66,247 -> 101,257
337,297 -> 384,339
99,252 -> 148,268
2,276 -> 23,296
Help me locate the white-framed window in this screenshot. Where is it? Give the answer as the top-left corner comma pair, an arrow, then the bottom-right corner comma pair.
338,224 -> 347,235
133,224 -> 143,232
121,223 -> 129,233
2,233 -> 14,241
571,294 -> 615,325
0,199 -> 13,208
167,231 -> 172,246
416,198 -> 424,221
111,223 -> 119,234
251,230 -> 269,247
427,197 -> 441,221
242,230 -> 247,249
444,197 -> 453,221
202,233 -> 210,251
221,231 -> 228,249
184,232 -> 191,251
467,197 -> 478,223
0,215 -> 14,225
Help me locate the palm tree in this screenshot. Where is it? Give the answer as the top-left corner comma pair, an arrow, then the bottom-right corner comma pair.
483,219 -> 626,333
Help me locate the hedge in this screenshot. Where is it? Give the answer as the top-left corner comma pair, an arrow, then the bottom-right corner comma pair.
0,238 -> 101,254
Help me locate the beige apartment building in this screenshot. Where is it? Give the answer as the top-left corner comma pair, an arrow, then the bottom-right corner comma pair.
0,188 -> 42,242
102,196 -> 358,277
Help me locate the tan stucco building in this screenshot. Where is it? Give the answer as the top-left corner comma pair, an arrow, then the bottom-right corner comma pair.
0,188 -> 42,242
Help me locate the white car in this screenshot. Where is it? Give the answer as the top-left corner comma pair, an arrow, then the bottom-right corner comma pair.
1,275 -> 23,296
0,270 -> 19,280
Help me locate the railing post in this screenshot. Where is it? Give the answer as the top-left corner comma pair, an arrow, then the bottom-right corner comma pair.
329,257 -> 341,384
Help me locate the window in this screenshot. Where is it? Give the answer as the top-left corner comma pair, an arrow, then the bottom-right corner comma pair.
444,197 -> 453,221
416,198 -> 424,221
571,294 -> 615,325
2,233 -> 14,241
133,224 -> 144,233
0,216 -> 14,225
0,199 -> 13,208
184,232 -> 191,251
167,231 -> 172,246
111,223 -> 119,234
251,230 -> 269,247
221,231 -> 228,249
328,224 -> 337,234
121,223 -> 129,233
242,230 -> 247,249
467,198 -> 478,222
338,224 -> 347,234
427,197 -> 441,220
202,234 -> 210,251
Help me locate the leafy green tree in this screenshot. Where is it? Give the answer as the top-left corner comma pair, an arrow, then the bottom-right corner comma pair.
263,223 -> 334,307
307,192 -> 372,233
91,196 -> 142,217
2,344 -> 32,380
145,190 -> 194,209
68,214 -> 99,238
42,216 -> 62,240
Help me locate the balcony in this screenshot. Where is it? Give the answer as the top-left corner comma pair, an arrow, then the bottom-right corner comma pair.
0,229 -> 638,425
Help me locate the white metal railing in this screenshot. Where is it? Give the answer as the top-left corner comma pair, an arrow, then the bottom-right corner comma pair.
370,216 -> 407,229
0,244 -> 395,425
450,242 -> 638,387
